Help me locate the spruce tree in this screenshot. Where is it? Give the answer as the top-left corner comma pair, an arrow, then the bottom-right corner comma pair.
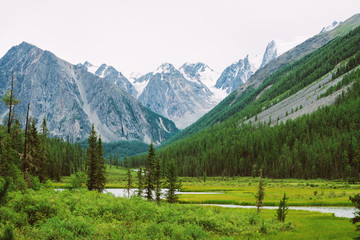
125,168 -> 132,198
114,155 -> 119,169
0,135 -> 21,184
276,193 -> 289,222
86,124 -> 98,191
27,118 -> 40,182
2,71 -> 20,134
123,154 -> 129,168
144,141 -> 155,200
165,159 -> 182,203
23,103 -> 30,179
137,168 -> 143,197
95,135 -> 106,193
109,154 -> 113,169
38,117 -> 49,182
255,169 -> 265,214
350,193 -> 360,239
154,157 -> 162,203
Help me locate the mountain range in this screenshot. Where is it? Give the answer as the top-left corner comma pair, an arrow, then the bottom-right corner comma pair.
166,13 -> 360,144
1,15 -> 357,144
0,42 -> 178,144
82,40 -> 278,129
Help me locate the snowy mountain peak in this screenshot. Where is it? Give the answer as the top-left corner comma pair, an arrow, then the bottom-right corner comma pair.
260,40 -> 278,69
82,61 -> 98,74
179,62 -> 220,88
155,63 -> 176,74
180,62 -> 207,72
320,21 -> 341,34
128,72 -> 143,83
95,64 -> 109,78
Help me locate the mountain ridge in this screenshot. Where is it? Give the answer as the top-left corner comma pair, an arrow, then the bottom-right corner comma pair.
0,42 -> 179,143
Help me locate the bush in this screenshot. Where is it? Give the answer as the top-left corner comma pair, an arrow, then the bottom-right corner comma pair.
0,189 -> 293,239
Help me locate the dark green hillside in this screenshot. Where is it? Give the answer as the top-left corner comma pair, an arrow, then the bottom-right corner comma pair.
165,14 -> 360,145
131,69 -> 360,179
129,26 -> 360,180
80,139 -> 149,160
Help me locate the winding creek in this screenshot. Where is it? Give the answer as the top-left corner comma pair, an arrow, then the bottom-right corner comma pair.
102,189 -> 356,219
201,204 -> 356,218
56,188 -> 356,218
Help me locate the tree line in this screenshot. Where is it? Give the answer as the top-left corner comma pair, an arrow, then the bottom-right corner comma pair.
128,69 -> 360,180
0,72 -> 94,190
128,141 -> 181,203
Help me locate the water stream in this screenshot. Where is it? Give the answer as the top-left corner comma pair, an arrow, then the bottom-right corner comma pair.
57,188 -> 356,218
201,204 -> 356,218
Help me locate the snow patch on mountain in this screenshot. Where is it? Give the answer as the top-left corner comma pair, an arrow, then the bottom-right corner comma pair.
155,63 -> 176,74
83,61 -> 98,74
158,117 -> 170,133
260,40 -> 277,69
95,64 -> 109,78
128,72 -> 143,83
248,54 -> 263,70
274,36 -> 310,55
320,21 -> 341,34
179,62 -> 225,101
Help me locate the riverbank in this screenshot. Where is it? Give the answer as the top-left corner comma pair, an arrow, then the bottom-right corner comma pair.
55,167 -> 360,207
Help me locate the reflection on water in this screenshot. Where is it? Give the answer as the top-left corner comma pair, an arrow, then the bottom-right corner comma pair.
103,189 -> 223,197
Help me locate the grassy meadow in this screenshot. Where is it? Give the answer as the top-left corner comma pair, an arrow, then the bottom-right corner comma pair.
55,166 -> 360,207
4,166 -> 358,239
0,187 -> 357,239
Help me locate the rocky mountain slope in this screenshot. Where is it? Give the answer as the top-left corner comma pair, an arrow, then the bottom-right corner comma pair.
165,13 -> 360,145
215,55 -> 255,94
138,63 -> 215,129
0,42 -> 178,143
259,40 -> 277,69
179,62 -> 225,101
82,62 -> 138,98
215,40 -> 278,94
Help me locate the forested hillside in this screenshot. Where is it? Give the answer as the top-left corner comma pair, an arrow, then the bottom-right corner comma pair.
129,26 -> 360,180
165,14 -> 360,145
0,116 -> 86,188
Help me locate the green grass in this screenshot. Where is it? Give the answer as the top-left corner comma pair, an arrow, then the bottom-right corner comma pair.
57,167 -> 360,206
179,177 -> 359,206
1,186 -> 357,239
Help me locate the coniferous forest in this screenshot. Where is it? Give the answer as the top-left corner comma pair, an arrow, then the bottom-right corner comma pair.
128,27 -> 360,180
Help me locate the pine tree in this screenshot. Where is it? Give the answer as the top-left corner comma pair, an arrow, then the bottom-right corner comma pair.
23,103 -> 30,180
0,177 -> 11,205
144,141 -> 155,200
154,157 -> 162,203
95,135 -> 106,193
276,193 -> 289,222
124,154 -> 129,168
2,71 -> 20,134
114,155 -> 119,169
255,169 -> 265,214
109,154 -> 113,169
38,117 -> 49,182
0,127 -> 21,181
27,118 -> 41,182
165,159 -> 182,203
86,124 -> 98,191
137,168 -> 143,197
125,168 -> 132,198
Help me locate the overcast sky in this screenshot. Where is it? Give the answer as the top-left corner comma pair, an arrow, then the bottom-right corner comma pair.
0,0 -> 359,76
